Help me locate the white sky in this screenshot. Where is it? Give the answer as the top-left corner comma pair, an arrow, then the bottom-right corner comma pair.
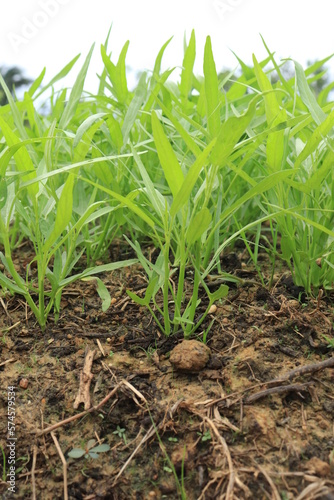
1,0 -> 334,93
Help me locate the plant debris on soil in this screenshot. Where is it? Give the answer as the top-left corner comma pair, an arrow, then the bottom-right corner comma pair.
1,243 -> 334,499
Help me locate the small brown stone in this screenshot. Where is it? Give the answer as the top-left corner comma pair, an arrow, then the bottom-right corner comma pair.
169,340 -> 211,372
19,378 -> 29,389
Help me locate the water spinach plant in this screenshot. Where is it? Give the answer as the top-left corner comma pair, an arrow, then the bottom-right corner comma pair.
0,29 -> 333,335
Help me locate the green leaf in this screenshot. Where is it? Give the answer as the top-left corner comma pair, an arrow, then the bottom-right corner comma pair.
44,174 -> 75,252
73,113 -> 106,148
68,449 -> 86,459
186,208 -> 212,245
131,145 -> 164,217
170,139 -> 216,216
294,60 -> 327,125
180,30 -> 196,103
0,181 -> 7,209
208,284 -> 229,303
101,41 -> 129,103
155,97 -> 201,157
35,54 -> 80,99
219,170 -> 292,223
82,277 -> 111,312
204,36 -> 220,137
253,54 -> 280,126
151,111 -> 184,197
90,444 -> 110,453
122,72 -> 147,144
28,67 -> 46,97
295,107 -> 334,169
127,275 -> 159,306
59,44 -> 94,129
153,37 -> 173,77
0,74 -> 29,141
59,259 -> 138,288
210,96 -> 259,166
0,117 -> 37,199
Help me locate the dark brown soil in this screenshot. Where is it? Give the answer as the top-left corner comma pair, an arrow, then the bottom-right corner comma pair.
1,244 -> 334,499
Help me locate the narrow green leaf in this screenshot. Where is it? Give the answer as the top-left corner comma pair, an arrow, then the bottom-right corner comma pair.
59,259 -> 138,288
186,208 -> 212,245
0,73 -> 29,141
170,139 -> 216,216
107,115 -> 123,152
153,37 -> 173,77
151,111 -> 184,197
73,113 -> 106,148
210,96 -> 259,166
155,98 -> 201,157
295,107 -> 334,169
266,109 -> 287,172
131,145 -> 164,217
294,60 -> 327,125
122,72 -> 147,144
82,277 -> 111,312
101,41 -> 129,103
204,36 -> 220,137
116,40 -> 130,103
180,30 -> 196,103
28,67 -> 46,97
59,44 -> 95,129
219,170 -> 292,223
253,54 -> 279,126
35,54 -> 80,99
0,117 -> 37,198
44,174 -> 75,252
0,181 -> 7,209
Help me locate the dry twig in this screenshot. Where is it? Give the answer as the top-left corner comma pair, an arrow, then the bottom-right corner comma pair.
31,445 -> 37,500
51,432 -> 68,500
73,348 -> 96,410
245,382 -> 314,404
271,356 -> 334,383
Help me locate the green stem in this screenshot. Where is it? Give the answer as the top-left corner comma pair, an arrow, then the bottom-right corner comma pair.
163,235 -> 171,335
185,244 -> 201,336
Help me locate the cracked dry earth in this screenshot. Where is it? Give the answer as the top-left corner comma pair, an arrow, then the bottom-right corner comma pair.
1,245 -> 334,499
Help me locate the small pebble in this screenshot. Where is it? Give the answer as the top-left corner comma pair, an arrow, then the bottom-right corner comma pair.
209,304 -> 217,314
19,378 -> 29,389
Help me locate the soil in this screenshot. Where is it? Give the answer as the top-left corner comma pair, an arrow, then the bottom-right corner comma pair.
1,241 -> 334,499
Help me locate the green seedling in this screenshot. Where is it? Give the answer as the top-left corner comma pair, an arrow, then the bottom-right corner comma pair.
68,439 -> 110,460
323,335 -> 334,349
113,425 -> 127,444
197,430 -> 212,442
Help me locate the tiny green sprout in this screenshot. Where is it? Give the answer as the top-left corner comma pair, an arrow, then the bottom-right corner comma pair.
323,335 -> 334,348
109,351 -> 114,357
163,466 -> 173,473
168,437 -> 178,442
197,430 -> 211,442
113,425 -> 127,444
68,439 -> 110,460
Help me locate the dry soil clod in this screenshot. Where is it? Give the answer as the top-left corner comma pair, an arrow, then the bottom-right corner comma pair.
169,339 -> 211,372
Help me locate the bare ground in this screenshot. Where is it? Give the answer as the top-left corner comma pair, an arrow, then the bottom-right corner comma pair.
1,243 -> 334,499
